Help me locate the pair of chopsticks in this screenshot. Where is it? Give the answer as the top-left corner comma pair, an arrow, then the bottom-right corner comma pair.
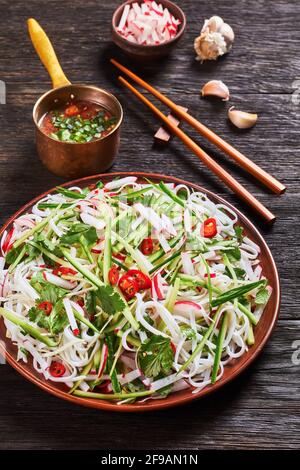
111,59 -> 286,223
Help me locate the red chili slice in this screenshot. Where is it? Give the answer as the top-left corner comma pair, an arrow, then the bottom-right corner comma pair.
49,361 -> 66,377
140,237 -> 154,255
64,105 -> 80,117
201,218 -> 217,238
126,269 -> 152,291
108,265 -> 119,286
76,299 -> 84,308
37,301 -> 53,315
118,275 -> 139,300
52,266 -> 78,276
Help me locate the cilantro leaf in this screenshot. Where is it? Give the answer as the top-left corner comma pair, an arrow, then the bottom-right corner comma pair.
226,246 -> 241,262
138,335 -> 174,379
255,287 -> 270,305
234,225 -> 244,244
97,286 -> 125,315
60,223 -> 97,246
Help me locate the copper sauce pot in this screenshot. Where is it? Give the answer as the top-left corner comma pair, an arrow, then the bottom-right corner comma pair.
28,19 -> 123,179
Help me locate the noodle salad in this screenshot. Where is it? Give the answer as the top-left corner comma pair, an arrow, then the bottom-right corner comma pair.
0,176 -> 271,404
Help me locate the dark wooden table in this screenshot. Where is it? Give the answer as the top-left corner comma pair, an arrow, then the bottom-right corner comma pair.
0,0 -> 299,451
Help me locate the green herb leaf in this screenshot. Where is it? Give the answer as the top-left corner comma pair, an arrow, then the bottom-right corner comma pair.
97,286 -> 125,315
234,225 -> 244,244
225,246 -> 241,262
138,335 -> 174,379
60,223 -> 97,246
255,287 -> 270,305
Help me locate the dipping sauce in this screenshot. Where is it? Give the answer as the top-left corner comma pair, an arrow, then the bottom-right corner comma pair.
40,100 -> 117,143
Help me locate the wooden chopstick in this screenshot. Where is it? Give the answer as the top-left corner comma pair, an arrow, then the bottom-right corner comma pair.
118,75 -> 276,223
111,58 -> 286,195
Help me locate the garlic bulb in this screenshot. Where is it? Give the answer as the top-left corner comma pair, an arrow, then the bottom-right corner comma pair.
194,16 -> 234,62
201,80 -> 230,101
228,107 -> 258,129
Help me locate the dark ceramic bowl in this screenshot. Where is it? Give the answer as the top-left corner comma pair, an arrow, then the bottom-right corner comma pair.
0,172 -> 280,412
111,0 -> 186,60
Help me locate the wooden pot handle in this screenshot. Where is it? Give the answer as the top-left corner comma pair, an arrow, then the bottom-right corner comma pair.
27,18 -> 71,89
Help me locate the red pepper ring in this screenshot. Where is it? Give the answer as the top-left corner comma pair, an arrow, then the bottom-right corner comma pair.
37,301 -> 53,316
201,218 -> 217,238
108,265 -> 120,286
126,269 -> 152,291
118,274 -> 139,300
140,237 -> 154,255
49,361 -> 66,378
52,266 -> 78,276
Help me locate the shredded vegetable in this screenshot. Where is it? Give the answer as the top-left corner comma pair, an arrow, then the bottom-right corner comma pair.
0,177 -> 271,403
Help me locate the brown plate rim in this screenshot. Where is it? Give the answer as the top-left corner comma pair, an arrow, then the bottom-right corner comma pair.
0,172 -> 281,412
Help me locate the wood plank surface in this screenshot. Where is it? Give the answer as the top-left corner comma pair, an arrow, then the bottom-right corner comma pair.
0,0 -> 299,450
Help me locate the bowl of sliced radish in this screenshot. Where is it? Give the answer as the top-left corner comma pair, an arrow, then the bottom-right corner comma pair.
112,0 -> 186,60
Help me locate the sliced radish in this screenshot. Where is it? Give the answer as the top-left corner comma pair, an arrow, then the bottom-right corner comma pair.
80,212 -> 106,231
43,271 -> 75,290
63,298 -> 79,335
181,252 -> 195,276
116,2 -> 180,46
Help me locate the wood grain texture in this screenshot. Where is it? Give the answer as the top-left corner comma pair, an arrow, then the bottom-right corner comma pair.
0,0 -> 299,450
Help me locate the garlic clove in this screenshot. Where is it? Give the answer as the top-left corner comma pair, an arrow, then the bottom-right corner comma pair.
206,16 -> 224,33
201,80 -> 230,101
195,16 -> 234,62
228,107 -> 258,129
219,23 -> 235,48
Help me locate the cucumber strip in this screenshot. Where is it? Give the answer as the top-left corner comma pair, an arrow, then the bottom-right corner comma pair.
61,249 -> 103,288
73,389 -> 154,400
247,323 -> 255,346
37,203 -> 72,209
56,186 -> 85,199
27,241 -> 70,267
79,236 -> 93,264
0,308 -> 57,347
116,330 -> 141,348
111,186 -> 152,200
113,232 -> 152,275
178,308 -> 221,374
109,338 -> 123,377
211,312 -> 228,384
158,181 -> 185,208
211,280 -> 265,308
112,257 -> 128,272
8,245 -> 26,273
69,359 -> 94,394
165,278 -> 180,312
105,333 -> 121,393
200,254 -> 213,307
13,210 -> 60,250
178,274 -> 258,326
73,309 -> 100,334
149,251 -> 181,275
148,232 -> 183,263
103,216 -> 112,284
